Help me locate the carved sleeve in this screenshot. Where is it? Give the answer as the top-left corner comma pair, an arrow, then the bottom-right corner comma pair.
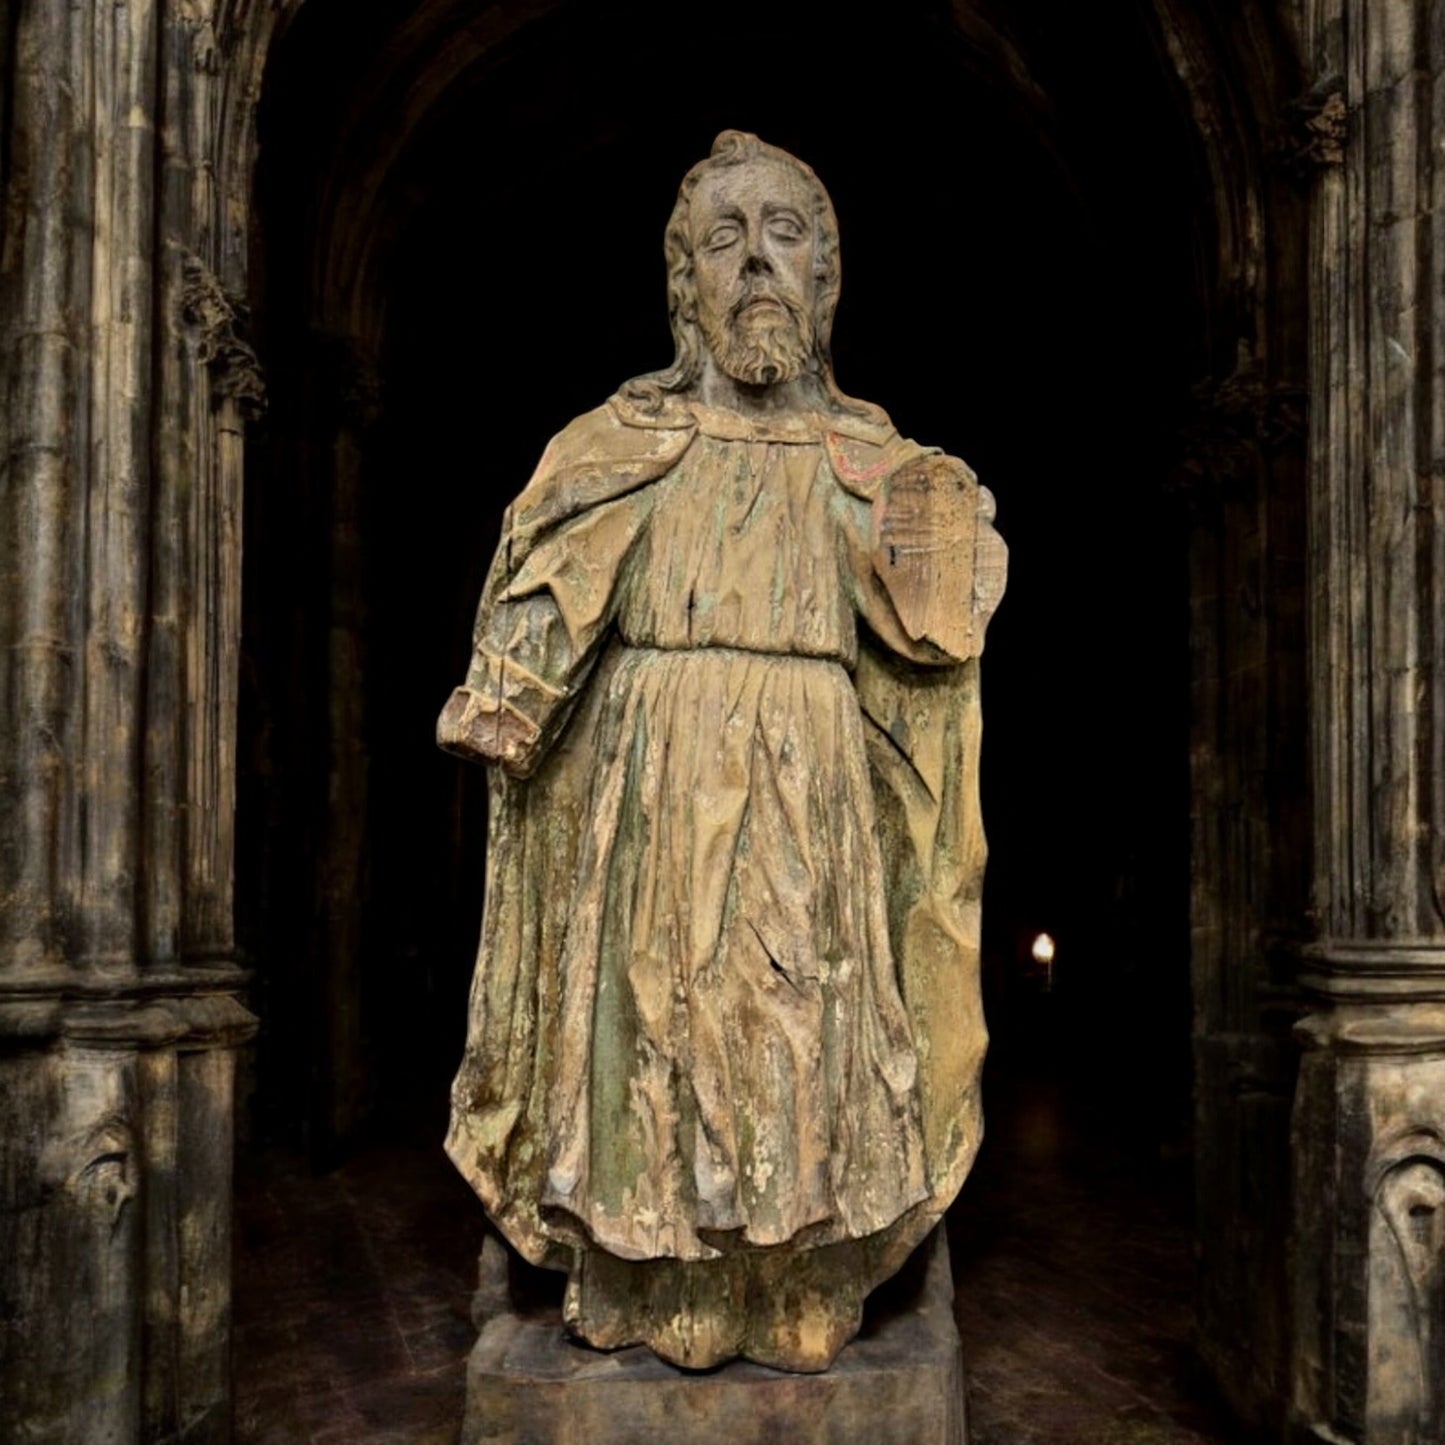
438,493 -> 649,774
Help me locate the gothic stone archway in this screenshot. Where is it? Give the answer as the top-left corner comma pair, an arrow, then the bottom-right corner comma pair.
2,3 -> 1441,1442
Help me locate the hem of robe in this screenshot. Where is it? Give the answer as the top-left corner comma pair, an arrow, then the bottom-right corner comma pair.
559,1191 -> 948,1372
446,1047 -> 985,1369
534,1167 -> 932,1264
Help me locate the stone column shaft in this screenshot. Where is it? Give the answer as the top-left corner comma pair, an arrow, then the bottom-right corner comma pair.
0,3 -> 257,1439
1294,1 -> 1445,1440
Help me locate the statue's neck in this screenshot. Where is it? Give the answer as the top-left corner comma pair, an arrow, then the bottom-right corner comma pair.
694,354 -> 826,419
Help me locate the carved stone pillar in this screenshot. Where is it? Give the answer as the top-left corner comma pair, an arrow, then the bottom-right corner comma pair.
1293,1 -> 1445,1440
0,3 -> 257,1438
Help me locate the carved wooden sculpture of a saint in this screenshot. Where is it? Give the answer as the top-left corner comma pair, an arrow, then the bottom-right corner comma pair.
438,131 -> 1007,1373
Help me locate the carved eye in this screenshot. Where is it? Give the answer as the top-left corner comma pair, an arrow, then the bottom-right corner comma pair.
768,216 -> 805,243
704,223 -> 741,252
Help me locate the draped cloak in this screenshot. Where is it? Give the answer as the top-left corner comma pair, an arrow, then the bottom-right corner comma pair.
442,388 -> 1006,1371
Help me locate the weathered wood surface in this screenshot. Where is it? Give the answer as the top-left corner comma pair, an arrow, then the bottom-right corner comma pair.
441,132 -> 1005,1376
872,455 -> 1006,664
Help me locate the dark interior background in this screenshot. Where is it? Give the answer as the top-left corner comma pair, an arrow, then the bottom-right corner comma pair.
238,0 -> 1204,1167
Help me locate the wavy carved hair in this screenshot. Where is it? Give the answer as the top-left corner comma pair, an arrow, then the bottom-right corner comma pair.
622,131 -> 866,415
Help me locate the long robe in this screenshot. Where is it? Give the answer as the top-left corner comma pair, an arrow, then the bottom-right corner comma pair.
442,390 -> 1005,1371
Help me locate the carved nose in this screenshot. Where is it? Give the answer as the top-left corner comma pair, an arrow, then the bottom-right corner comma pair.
743,250 -> 773,276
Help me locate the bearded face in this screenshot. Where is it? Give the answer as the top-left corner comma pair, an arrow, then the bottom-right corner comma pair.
697,283 -> 815,388
688,157 -> 819,390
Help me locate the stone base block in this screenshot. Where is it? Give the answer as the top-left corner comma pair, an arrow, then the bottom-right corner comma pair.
461,1227 -> 966,1444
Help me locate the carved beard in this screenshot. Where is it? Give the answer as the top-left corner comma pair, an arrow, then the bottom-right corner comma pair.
699,289 -> 814,388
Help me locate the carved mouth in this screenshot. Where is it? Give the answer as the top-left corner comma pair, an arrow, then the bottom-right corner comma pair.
736,295 -> 786,319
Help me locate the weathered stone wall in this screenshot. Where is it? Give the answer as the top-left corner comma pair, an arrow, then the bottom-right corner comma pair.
1154,5 -> 1313,1428
1291,0 -> 1445,1440
0,2 -> 261,1437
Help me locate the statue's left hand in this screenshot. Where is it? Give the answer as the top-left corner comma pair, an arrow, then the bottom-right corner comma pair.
873,456 -> 980,660
437,686 -> 539,770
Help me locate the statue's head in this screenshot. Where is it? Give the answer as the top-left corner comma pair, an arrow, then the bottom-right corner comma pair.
625,132 -> 849,409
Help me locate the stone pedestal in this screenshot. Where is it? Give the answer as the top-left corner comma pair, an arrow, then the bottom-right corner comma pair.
461,1228 -> 966,1445
1291,992 -> 1445,1443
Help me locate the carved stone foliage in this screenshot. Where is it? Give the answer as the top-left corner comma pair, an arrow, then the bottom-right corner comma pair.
1283,80 -> 1349,175
181,254 -> 267,416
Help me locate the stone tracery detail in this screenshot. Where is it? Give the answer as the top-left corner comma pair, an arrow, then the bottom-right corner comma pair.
1284,80 -> 1349,172
180,254 -> 267,416
1371,1154 -> 1445,1442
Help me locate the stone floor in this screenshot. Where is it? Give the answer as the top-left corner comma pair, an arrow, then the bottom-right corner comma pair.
947,1077 -> 1256,1444
233,1139 -> 485,1445
234,1075 -> 1257,1444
